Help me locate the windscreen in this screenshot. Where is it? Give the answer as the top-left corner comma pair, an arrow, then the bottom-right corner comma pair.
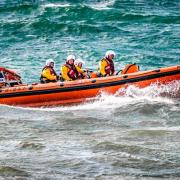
0,72 -> 5,82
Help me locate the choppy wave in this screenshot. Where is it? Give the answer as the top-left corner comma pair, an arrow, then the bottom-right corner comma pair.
0,166 -> 29,178
0,1 -> 179,85
0,0 -> 180,178
0,85 -> 180,178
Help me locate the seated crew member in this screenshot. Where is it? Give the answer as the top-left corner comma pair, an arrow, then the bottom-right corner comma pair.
99,50 -> 116,77
40,59 -> 58,83
61,55 -> 79,81
75,58 -> 86,79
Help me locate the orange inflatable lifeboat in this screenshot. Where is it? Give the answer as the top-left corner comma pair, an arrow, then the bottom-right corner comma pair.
0,65 -> 179,107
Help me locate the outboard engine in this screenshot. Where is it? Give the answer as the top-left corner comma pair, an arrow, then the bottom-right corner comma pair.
0,67 -> 22,88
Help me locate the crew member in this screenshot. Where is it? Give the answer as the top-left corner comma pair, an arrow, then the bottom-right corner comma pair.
75,58 -> 86,79
61,55 -> 79,81
40,59 -> 58,83
99,50 -> 115,77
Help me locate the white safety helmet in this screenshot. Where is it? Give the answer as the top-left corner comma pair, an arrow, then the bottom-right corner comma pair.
105,50 -> 116,58
75,58 -> 85,66
66,55 -> 76,61
46,59 -> 55,67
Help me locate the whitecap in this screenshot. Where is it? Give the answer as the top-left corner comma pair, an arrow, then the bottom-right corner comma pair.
88,0 -> 115,10
42,3 -> 71,8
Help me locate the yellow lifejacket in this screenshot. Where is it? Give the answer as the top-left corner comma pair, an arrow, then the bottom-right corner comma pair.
61,63 -> 79,81
99,58 -> 115,76
75,66 -> 86,79
40,66 -> 57,83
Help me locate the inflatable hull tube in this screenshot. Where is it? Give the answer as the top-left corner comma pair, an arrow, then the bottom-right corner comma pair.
0,65 -> 179,107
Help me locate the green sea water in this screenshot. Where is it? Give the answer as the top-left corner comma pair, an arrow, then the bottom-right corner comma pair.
0,0 -> 179,83
0,0 -> 180,179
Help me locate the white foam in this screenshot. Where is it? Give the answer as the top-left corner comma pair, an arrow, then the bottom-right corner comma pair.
118,83 -> 177,104
88,0 -> 115,10
141,126 -> 180,131
120,152 -> 141,160
43,80 -> 179,112
42,3 -> 71,8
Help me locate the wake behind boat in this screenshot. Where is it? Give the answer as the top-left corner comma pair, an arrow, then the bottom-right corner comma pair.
0,65 -> 179,107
